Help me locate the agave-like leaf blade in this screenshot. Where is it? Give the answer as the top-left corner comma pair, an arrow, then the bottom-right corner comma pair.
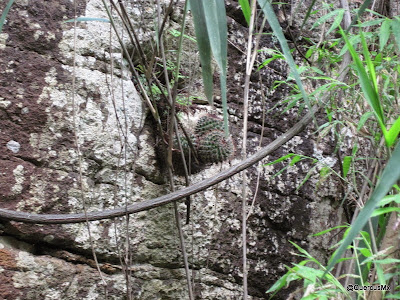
188,0 -> 214,105
202,0 -> 229,135
238,0 -> 251,26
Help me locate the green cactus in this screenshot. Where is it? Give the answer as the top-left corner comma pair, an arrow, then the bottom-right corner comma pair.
197,130 -> 234,163
194,115 -> 224,137
172,115 -> 234,167
173,133 -> 196,157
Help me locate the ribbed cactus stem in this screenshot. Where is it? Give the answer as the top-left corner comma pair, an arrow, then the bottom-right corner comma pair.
197,130 -> 233,163
173,114 -> 234,166
194,115 -> 224,136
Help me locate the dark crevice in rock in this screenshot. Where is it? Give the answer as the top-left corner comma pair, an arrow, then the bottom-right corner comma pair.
0,233 -> 122,275
15,156 -> 44,168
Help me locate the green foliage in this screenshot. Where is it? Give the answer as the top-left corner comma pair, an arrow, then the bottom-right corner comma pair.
203,0 -> 229,136
264,153 -> 343,190
312,8 -> 344,36
168,28 -> 196,43
188,0 -> 213,104
326,141 -> 400,274
265,4 -> 400,298
340,25 -> 400,147
188,0 -> 229,137
266,241 -> 350,299
238,0 -> 251,26
257,0 -> 314,121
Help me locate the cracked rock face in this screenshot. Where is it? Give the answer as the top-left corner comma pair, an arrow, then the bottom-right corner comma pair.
1,0 -> 345,299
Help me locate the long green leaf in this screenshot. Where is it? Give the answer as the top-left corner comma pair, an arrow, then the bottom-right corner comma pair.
340,27 -> 386,135
371,207 -> 400,217
379,18 -> 391,51
264,153 -> 296,166
360,29 -> 378,95
257,0 -> 314,122
326,9 -> 344,36
357,18 -> 384,27
342,156 -> 352,178
357,111 -> 374,131
386,116 -> 400,147
300,0 -> 317,30
378,194 -> 400,207
325,141 -> 400,274
202,0 -> 229,135
238,0 -> 251,26
344,0 -> 372,34
188,0 -> 214,104
311,9 -> 343,30
202,0 -> 227,73
0,0 -> 15,33
391,17 -> 400,50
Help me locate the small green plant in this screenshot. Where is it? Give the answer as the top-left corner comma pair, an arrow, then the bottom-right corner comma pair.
197,129 -> 234,163
173,115 -> 234,166
173,133 -> 196,157
194,115 -> 225,136
266,239 -> 351,299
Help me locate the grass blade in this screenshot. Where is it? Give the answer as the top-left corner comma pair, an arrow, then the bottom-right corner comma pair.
202,0 -> 227,73
360,29 -> 378,94
188,0 -> 214,104
391,17 -> 400,52
312,9 -> 343,30
0,0 -> 15,33
340,27 -> 386,134
264,153 -> 296,166
357,111 -> 374,131
344,0 -> 372,34
326,9 -> 344,36
342,156 -> 352,178
325,141 -> 400,274
300,0 -> 317,30
379,18 -> 391,51
238,0 -> 251,26
257,0 -> 314,123
386,116 -> 400,147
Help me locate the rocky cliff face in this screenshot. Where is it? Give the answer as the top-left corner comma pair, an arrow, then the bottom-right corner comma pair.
0,0 -> 344,299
